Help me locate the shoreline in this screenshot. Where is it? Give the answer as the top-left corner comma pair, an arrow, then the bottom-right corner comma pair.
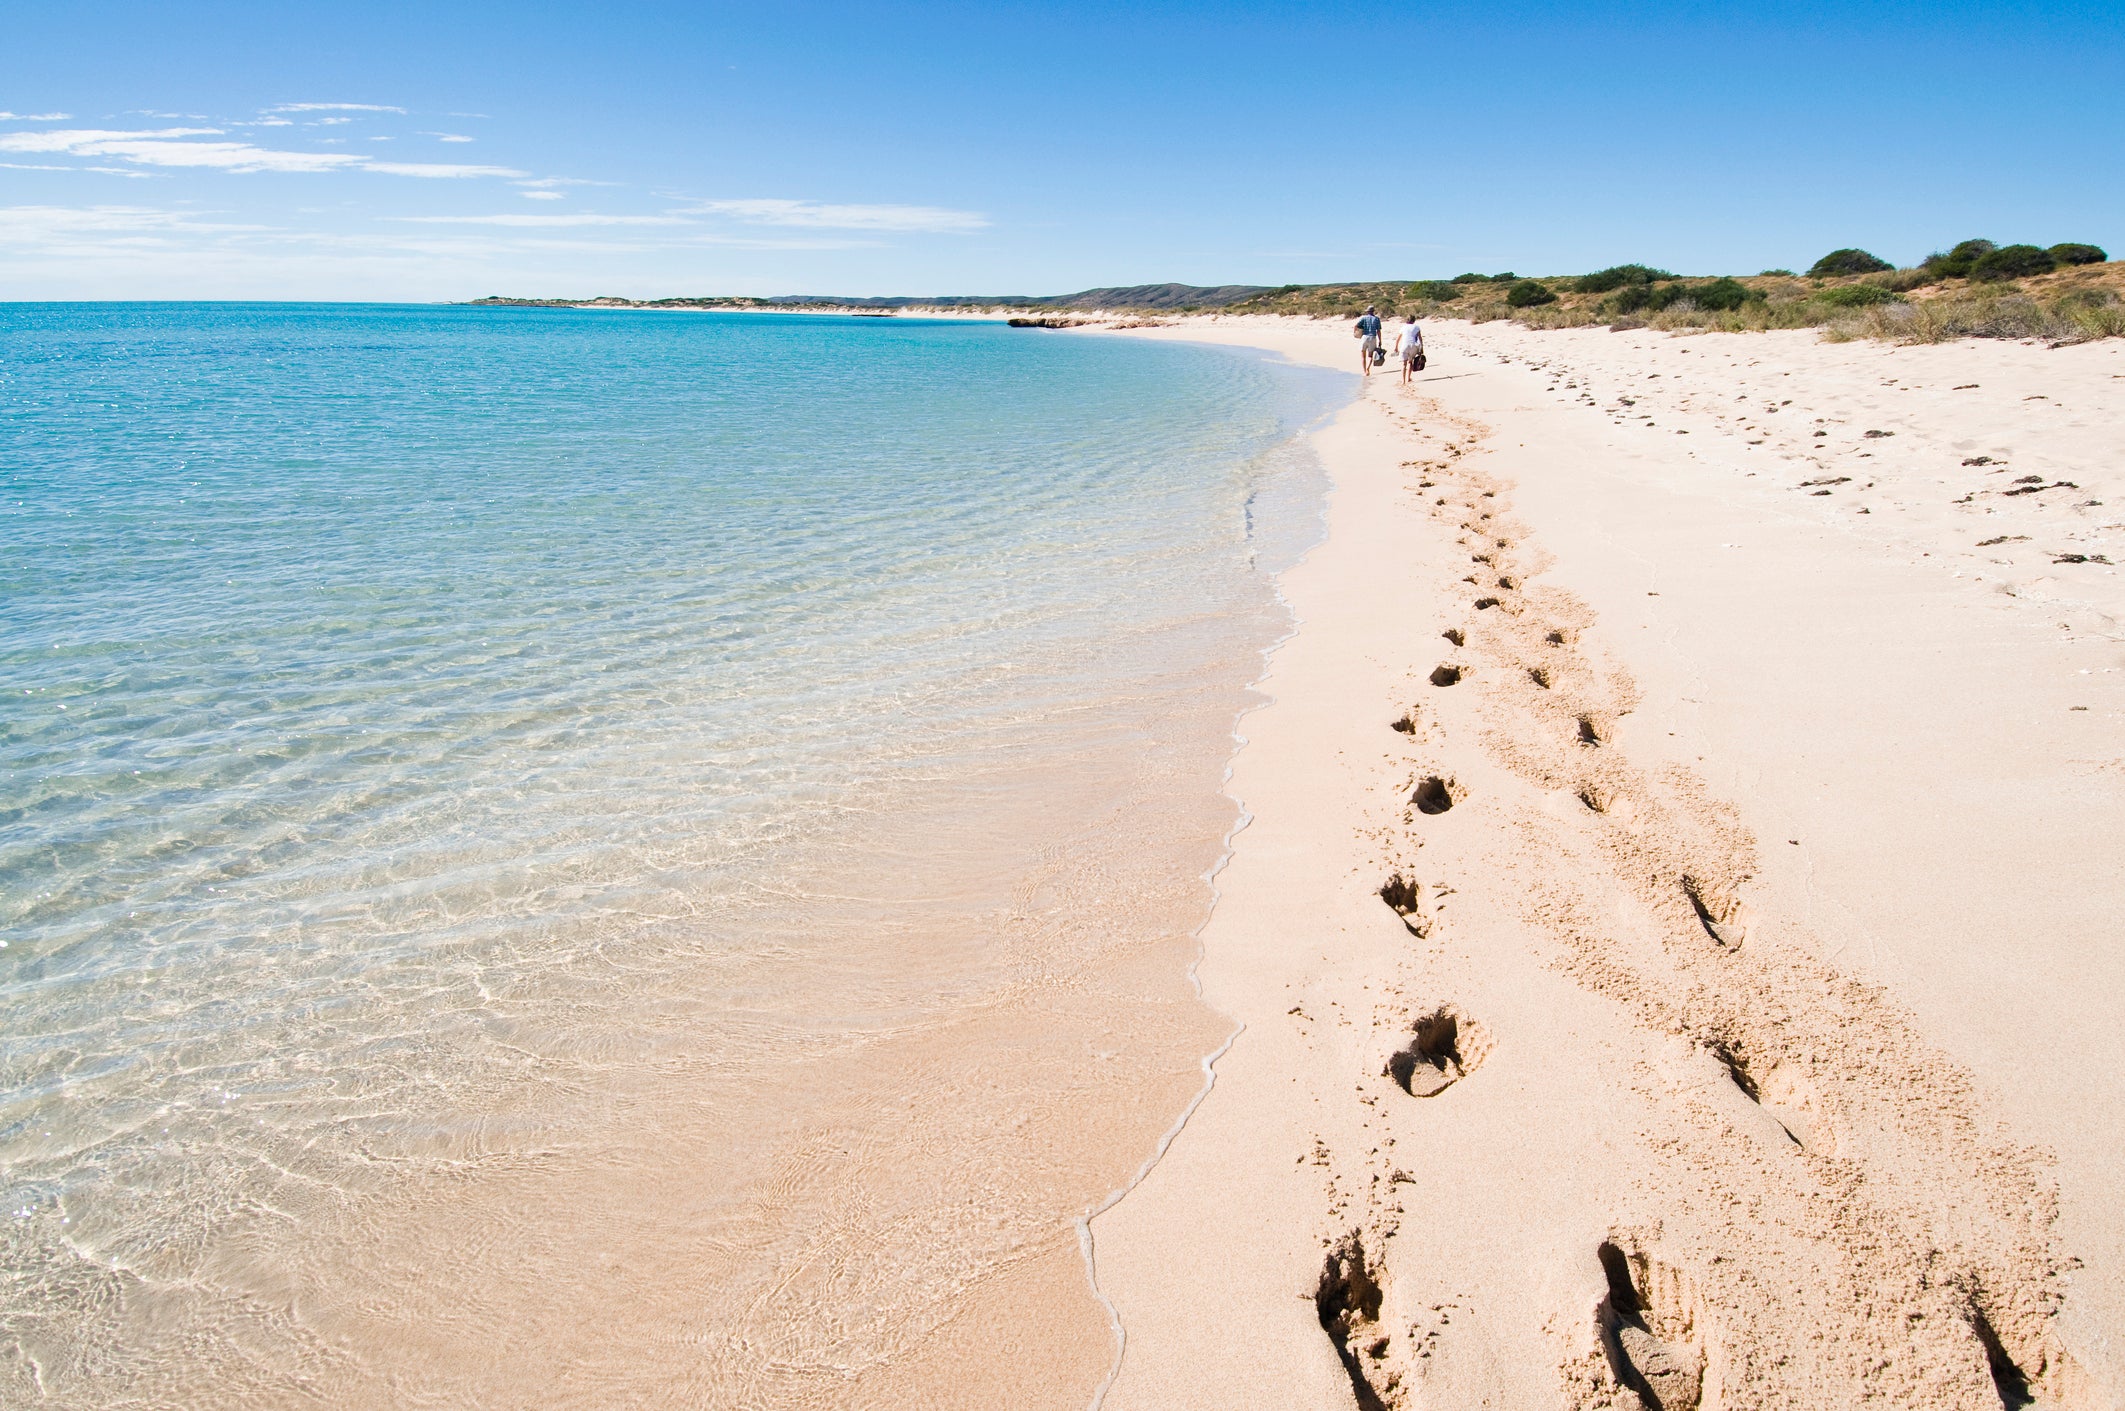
1080,315 -> 2124,1408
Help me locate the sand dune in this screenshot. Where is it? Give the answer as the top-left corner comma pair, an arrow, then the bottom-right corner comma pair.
1085,316 -> 2124,1409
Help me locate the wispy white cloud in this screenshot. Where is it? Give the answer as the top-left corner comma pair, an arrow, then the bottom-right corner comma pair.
266,102 -> 407,114
0,206 -> 872,268
0,127 -> 220,149
393,213 -> 691,227
689,198 -> 987,233
521,190 -> 564,200
362,161 -> 526,178
0,204 -> 271,240
0,112 -> 72,122
0,128 -> 523,178
0,207 -> 905,299
310,116 -> 353,126
435,134 -> 475,143
0,160 -> 155,178
0,127 -> 361,172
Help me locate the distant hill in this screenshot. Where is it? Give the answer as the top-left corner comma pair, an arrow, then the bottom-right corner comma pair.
781,283 -> 1268,310
1047,283 -> 1269,310
467,250 -> 2123,345
468,283 -> 1269,313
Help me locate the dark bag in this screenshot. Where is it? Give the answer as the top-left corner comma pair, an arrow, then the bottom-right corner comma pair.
1371,345 -> 1385,366
1414,352 -> 1427,371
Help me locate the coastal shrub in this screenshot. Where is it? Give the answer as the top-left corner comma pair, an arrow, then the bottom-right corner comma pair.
1759,268 -> 1796,277
1971,244 -> 2055,281
1815,282 -> 1902,307
1920,239 -> 1996,280
1411,281 -> 1460,302
1808,248 -> 1893,277
1451,272 -> 1487,283
1505,279 -> 1556,307
1693,277 -> 1752,312
1823,287 -> 2125,346
1870,267 -> 1935,292
1610,283 -> 1663,314
1573,264 -> 1674,294
2049,242 -> 2107,266
1489,272 -> 1518,283
1610,280 -> 1732,314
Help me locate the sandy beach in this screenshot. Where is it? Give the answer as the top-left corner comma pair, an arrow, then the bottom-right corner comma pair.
1083,314 -> 2125,1409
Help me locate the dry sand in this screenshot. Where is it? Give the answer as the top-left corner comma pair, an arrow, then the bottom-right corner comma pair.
1081,315 -> 2125,1409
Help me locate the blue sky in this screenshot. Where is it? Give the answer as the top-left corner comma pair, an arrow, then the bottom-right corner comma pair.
2,0 -> 2119,299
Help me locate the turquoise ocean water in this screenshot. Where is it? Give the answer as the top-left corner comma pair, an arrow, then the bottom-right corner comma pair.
0,305 -> 1343,1403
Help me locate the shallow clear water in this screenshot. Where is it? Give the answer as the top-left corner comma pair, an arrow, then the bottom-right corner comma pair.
0,304 -> 1343,1404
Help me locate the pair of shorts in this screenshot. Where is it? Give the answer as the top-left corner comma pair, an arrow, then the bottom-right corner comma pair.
1360,335 -> 1380,355
1401,346 -> 1424,367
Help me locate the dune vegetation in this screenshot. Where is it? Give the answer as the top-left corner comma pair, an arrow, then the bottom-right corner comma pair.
1221,240 -> 2123,344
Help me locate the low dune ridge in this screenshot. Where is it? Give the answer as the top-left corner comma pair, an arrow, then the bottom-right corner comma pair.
1083,315 -> 2124,1410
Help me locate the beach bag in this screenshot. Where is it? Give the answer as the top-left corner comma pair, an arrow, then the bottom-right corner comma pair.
1414,352 -> 1427,371
1372,345 -> 1385,367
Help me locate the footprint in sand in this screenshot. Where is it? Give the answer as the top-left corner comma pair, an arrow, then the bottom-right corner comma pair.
1596,1242 -> 1708,1411
1315,1235 -> 1393,1411
1709,1040 -> 1835,1155
1681,875 -> 1749,949
1385,1007 -> 1483,1097
1378,874 -> 1429,937
1412,776 -> 1458,815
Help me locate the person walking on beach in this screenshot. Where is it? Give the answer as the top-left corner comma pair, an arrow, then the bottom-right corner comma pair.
1396,316 -> 1425,387
1353,306 -> 1383,377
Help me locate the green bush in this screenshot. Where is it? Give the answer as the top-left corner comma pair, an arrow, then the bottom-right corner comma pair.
1506,279 -> 1557,308
1759,268 -> 1796,277
1410,281 -> 1460,302
1815,283 -> 1902,307
1450,272 -> 1486,283
1971,244 -> 2056,281
1693,277 -> 1752,311
1573,264 -> 1674,294
1611,283 -> 1666,314
2048,243 -> 2108,266
1808,248 -> 1893,277
1921,239 -> 1996,279
1489,272 -> 1518,283
1609,279 -> 1748,314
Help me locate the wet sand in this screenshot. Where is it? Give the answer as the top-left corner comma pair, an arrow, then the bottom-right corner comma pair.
1086,316 -> 2125,1409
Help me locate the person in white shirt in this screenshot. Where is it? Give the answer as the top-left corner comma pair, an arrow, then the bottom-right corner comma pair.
1395,318 -> 1425,387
